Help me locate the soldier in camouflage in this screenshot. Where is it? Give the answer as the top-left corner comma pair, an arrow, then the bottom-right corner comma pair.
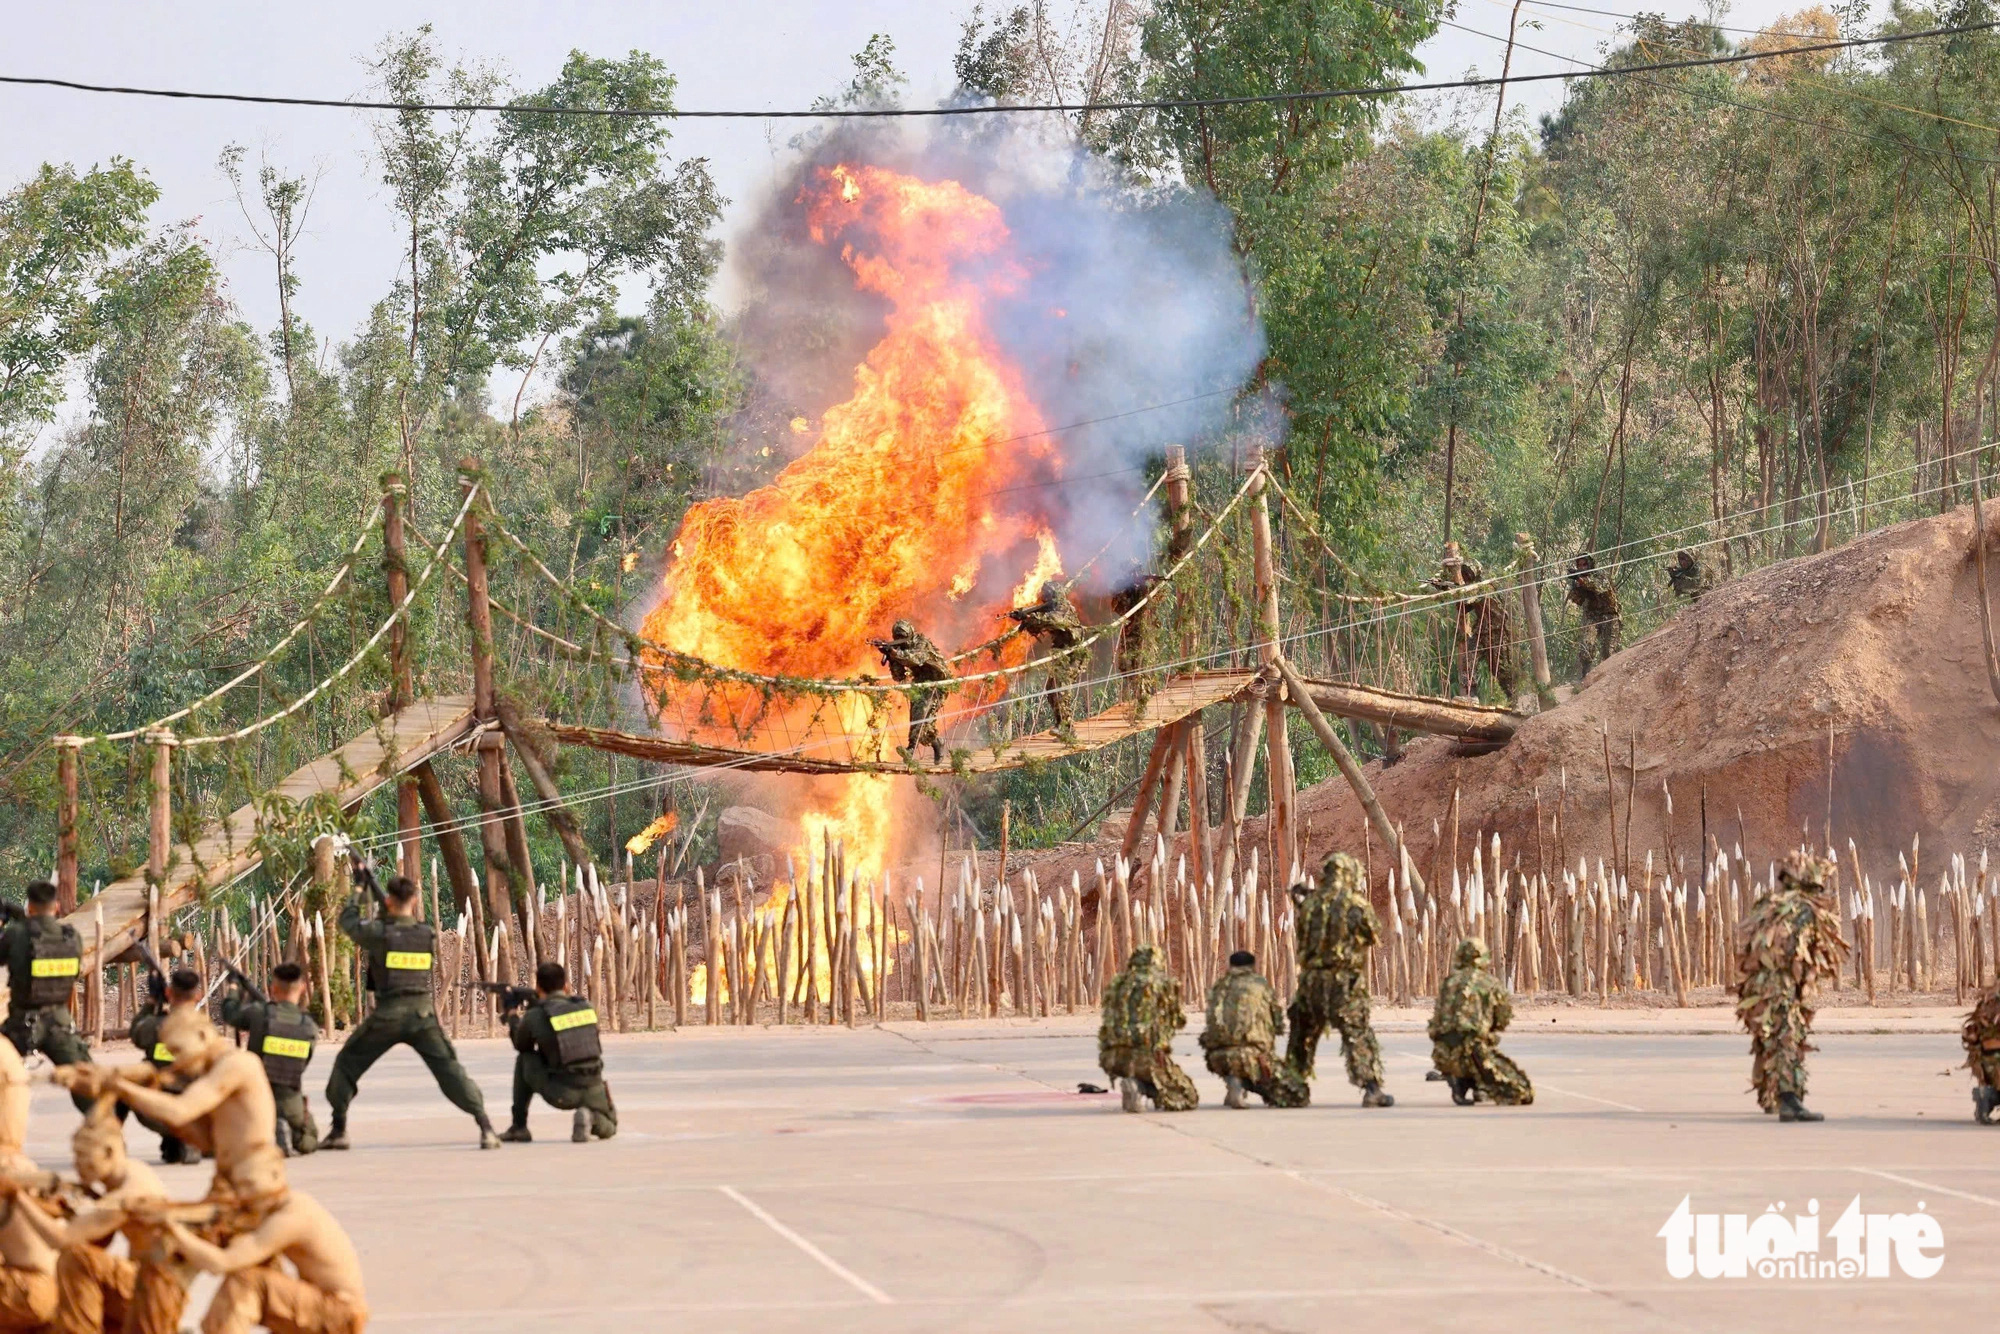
1286,853 -> 1394,1107
1735,854 -> 1849,1122
1437,542 -> 1518,701
1008,581 -> 1086,728
872,619 -> 953,764
1200,950 -> 1309,1108
1564,553 -> 1622,679
1666,549 -> 1711,602
1429,938 -> 1533,1105
1099,945 -> 1199,1112
1962,982 -> 2000,1124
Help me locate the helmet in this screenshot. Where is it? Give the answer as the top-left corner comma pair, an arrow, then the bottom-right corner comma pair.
1126,944 -> 1163,972
891,619 -> 916,640
1319,851 -> 1366,895
1455,938 -> 1491,969
1778,855 -> 1835,892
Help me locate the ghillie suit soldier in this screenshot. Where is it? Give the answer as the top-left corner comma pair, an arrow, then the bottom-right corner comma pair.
871,619 -> 953,764
1666,549 -> 1711,602
325,872 -> 499,1150
1008,581 -> 1086,728
1200,951 -> 1309,1108
1961,985 -> 2000,1124
500,962 -> 618,1144
1436,543 -> 1517,701
1286,853 -> 1394,1107
1735,855 -> 1850,1122
1108,569 -> 1163,680
1429,938 -> 1534,1105
1,880 -> 95,1113
220,962 -> 321,1156
1565,554 -> 1622,679
1099,945 -> 1199,1112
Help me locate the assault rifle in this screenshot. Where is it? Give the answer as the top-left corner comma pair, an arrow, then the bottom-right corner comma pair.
469,981 -> 536,1015
348,847 -> 385,910
218,956 -> 267,1006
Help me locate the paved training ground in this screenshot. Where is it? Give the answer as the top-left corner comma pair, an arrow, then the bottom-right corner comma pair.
28,1011 -> 1996,1332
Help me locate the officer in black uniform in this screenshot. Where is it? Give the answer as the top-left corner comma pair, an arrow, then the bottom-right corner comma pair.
128,968 -> 201,1163
500,961 -> 617,1144
220,960 -> 321,1155
323,873 -> 500,1150
2,879 -> 93,1111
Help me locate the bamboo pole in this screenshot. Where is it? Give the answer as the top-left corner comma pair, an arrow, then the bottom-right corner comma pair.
1248,453 -> 1295,879
1276,657 -> 1426,899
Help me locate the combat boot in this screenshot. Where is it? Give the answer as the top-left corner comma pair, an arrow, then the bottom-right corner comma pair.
1223,1076 -> 1247,1110
1451,1078 -> 1476,1106
479,1122 -> 504,1150
499,1123 -> 533,1144
159,1138 -> 186,1165
1974,1086 -> 1998,1125
1777,1093 -> 1824,1123
572,1108 -> 591,1143
321,1121 -> 350,1151
1361,1083 -> 1395,1108
1119,1078 -> 1143,1113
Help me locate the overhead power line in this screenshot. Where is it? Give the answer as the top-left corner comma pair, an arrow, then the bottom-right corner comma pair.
0,20 -> 1992,121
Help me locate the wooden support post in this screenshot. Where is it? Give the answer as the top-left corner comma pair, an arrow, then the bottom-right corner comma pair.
497,759 -> 538,910
1248,453 -> 1296,879
413,762 -> 480,916
496,698 -> 598,878
1513,532 -> 1554,705
1184,717 -> 1211,890
1217,695 -> 1268,893
55,736 -> 82,914
145,731 -> 178,901
1276,656 -> 1427,901
460,460 -> 513,920
1119,727 -> 1175,867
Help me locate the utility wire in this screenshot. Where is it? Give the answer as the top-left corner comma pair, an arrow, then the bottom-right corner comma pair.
0,20 -> 1991,121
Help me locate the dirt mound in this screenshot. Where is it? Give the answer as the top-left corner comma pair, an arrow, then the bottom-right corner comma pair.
1280,504 -> 2000,886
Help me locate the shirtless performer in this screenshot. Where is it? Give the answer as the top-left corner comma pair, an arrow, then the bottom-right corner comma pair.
163,1186 -> 369,1334
3,1096 -> 188,1334
0,1039 -> 55,1329
57,1005 -> 281,1197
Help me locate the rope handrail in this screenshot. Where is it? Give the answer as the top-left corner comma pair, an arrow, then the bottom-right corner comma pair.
171,487 -> 479,747
86,498 -> 386,744
481,463 -> 1266,697
1270,478 -> 1524,609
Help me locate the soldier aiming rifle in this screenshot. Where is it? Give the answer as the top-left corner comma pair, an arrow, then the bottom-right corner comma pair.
322,850 -> 500,1151
870,619 -> 952,764
498,962 -> 617,1144
220,960 -> 322,1156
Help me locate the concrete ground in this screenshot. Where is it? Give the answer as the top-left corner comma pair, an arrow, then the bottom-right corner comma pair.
27,1008 -> 1997,1333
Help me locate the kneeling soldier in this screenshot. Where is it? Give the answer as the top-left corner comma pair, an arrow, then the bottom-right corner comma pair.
1429,938 -> 1534,1105
1201,951 -> 1309,1108
221,962 -> 320,1155
129,970 -> 199,1165
501,962 -> 617,1143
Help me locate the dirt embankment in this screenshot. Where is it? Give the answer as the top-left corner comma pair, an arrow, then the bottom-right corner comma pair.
1019,504 -> 2000,895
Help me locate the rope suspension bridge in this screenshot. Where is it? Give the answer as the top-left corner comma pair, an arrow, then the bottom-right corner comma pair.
39,443 -> 1540,993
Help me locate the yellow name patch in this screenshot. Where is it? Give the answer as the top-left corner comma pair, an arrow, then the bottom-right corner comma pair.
549,1008 -> 598,1032
385,951 -> 432,970
151,1043 -> 172,1064
261,1035 -> 311,1060
30,958 -> 78,978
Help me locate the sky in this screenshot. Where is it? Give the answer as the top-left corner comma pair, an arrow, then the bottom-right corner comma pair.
0,0 -> 1847,412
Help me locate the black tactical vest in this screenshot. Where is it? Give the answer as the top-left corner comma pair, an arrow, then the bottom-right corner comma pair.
537,994 -> 602,1069
368,920 -> 436,996
130,1007 -> 172,1067
23,921 -> 82,1008
247,1002 -> 317,1089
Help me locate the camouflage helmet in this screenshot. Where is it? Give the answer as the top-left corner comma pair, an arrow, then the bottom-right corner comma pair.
1777,854 -> 1836,892
1126,944 -> 1163,972
891,618 -> 916,640
1455,937 -> 1491,969
1319,851 -> 1366,895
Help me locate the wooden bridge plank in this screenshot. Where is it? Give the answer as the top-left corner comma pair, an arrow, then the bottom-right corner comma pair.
69,696 -> 477,968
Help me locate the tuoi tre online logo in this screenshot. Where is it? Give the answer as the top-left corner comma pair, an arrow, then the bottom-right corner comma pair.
1658,1196 -> 1944,1280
